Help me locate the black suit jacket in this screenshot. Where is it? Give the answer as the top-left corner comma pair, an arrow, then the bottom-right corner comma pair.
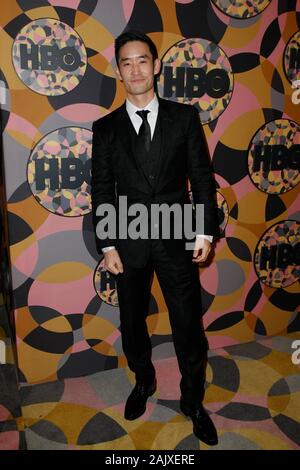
91,98 -> 219,267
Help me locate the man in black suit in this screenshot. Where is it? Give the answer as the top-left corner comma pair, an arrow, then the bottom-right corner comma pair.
92,31 -> 219,445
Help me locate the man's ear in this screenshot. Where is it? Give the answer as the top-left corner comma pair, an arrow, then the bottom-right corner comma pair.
154,58 -> 161,76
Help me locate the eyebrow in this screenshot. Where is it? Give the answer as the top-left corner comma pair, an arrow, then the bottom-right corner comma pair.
120,54 -> 150,62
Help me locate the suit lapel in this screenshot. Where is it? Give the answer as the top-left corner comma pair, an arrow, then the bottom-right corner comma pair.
154,98 -> 175,192
116,104 -> 135,163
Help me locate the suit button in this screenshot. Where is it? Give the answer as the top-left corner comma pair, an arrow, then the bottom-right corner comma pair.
149,175 -> 155,180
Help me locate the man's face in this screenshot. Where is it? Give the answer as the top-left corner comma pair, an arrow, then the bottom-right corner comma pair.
116,40 -> 161,97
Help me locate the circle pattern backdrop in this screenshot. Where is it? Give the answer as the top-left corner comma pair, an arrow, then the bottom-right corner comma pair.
211,0 -> 272,18
28,127 -> 92,216
284,30 -> 300,83
248,119 -> 300,194
157,38 -> 234,123
254,220 -> 300,288
0,0 -> 299,384
12,18 -> 87,96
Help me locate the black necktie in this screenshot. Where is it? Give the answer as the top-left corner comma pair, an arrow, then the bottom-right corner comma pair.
136,110 -> 151,152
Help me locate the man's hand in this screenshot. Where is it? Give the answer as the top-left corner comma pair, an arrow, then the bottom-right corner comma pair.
103,249 -> 124,275
192,238 -> 211,263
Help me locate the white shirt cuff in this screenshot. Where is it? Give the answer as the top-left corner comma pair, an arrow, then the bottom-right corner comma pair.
196,234 -> 213,245
102,246 -> 116,253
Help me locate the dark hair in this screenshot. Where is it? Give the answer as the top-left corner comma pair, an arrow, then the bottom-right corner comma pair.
115,30 -> 158,65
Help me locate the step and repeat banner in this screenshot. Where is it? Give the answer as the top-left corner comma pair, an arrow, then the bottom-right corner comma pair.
0,0 -> 299,384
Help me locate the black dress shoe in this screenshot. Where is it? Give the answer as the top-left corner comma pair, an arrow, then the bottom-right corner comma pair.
180,399 -> 218,446
124,379 -> 157,420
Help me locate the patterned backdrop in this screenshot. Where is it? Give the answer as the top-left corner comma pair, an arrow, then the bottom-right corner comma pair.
0,0 -> 299,384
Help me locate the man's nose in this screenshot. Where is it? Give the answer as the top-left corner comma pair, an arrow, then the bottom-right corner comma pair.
132,62 -> 140,74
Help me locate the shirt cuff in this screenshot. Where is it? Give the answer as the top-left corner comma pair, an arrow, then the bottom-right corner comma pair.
102,246 -> 116,253
196,234 -> 213,244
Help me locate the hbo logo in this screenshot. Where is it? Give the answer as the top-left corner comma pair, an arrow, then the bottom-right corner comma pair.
163,66 -> 230,99
35,157 -> 91,190
19,44 -> 81,71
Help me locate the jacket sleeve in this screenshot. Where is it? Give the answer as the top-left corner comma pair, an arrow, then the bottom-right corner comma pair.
91,120 -> 117,253
186,106 -> 220,238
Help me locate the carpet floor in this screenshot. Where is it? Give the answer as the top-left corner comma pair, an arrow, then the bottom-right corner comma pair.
15,333 -> 300,450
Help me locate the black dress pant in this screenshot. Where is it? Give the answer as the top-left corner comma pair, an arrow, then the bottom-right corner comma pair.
116,239 -> 208,408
